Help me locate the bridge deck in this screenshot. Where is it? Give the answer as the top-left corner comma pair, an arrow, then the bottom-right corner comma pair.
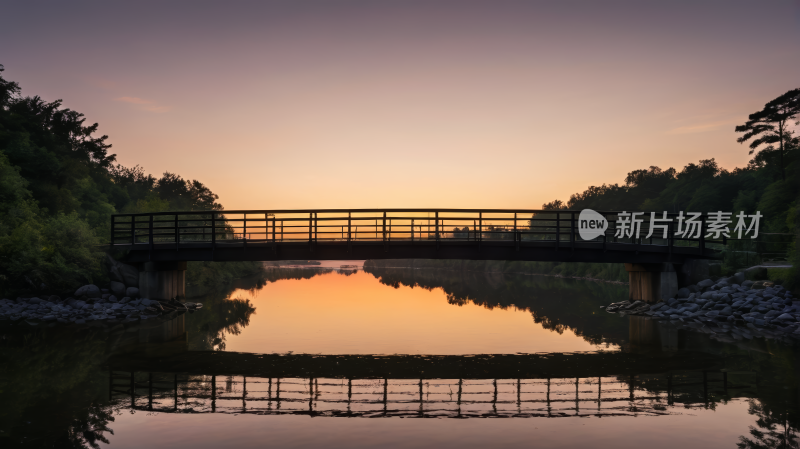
110,209 -> 725,263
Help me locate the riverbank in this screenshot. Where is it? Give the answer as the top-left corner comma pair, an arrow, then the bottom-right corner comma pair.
0,286 -> 202,329
604,269 -> 798,344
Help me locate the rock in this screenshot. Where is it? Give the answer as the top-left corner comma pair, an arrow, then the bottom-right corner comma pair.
126,287 -> 140,298
105,254 -> 140,288
676,288 -> 691,298
778,313 -> 796,321
733,272 -> 746,284
744,266 -> 768,281
109,281 -> 126,297
101,293 -> 111,300
140,298 -> 152,306
697,279 -> 714,289
75,285 -> 101,298
751,281 -> 766,290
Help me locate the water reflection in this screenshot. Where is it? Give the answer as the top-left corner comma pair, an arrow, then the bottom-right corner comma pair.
2,267 -> 800,448
363,265 -> 630,348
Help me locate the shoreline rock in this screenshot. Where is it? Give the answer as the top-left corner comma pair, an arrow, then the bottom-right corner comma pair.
0,283 -> 202,328
604,273 -> 796,343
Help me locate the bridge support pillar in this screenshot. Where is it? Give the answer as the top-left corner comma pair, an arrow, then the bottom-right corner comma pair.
139,261 -> 186,301
625,263 -> 678,303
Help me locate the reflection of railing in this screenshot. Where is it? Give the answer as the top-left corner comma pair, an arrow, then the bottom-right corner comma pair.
110,370 -> 754,418
109,209 -> 731,258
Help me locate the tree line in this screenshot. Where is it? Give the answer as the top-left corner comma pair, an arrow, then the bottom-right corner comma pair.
0,65 -> 258,295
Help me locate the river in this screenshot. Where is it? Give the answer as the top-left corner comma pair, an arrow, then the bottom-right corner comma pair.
1,264 -> 798,448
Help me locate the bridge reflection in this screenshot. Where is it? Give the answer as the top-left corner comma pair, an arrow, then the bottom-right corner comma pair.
110,369 -> 754,419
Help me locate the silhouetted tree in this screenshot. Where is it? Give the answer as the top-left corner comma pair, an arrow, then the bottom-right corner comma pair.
736,88 -> 800,181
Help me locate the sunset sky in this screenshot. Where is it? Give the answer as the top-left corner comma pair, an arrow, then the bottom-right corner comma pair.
2,1 -> 799,210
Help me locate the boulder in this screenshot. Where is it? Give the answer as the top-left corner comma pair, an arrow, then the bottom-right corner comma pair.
75,285 -> 101,299
697,279 -> 714,289
105,254 -> 139,288
676,288 -> 691,299
109,281 -> 126,297
744,266 -> 769,281
733,272 -> 746,284
126,287 -> 140,298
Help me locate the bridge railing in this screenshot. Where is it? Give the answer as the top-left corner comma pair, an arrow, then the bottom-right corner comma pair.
110,209 -> 729,252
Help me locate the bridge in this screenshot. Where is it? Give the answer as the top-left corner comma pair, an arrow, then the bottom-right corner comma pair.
108,209 -> 726,302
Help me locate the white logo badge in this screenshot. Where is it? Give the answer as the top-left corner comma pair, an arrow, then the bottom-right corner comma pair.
578,209 -> 608,240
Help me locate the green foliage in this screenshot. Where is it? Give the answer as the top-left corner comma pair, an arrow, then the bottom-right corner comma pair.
0,66 -> 248,296
735,88 -> 800,181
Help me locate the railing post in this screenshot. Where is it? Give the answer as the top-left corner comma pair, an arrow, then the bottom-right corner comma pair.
347,212 -> 352,252
514,212 -> 519,251
148,214 -> 154,255
243,213 -> 247,248
211,213 -> 216,247
309,212 -> 313,251
131,216 -> 135,245
602,213 -> 607,253
700,214 -> 706,254
479,212 -> 482,250
435,211 -> 440,249
411,219 -> 415,243
382,212 -> 386,243
271,216 -> 276,250
570,212 -> 575,252
668,219 -> 673,262
175,214 -> 179,251
556,212 -> 560,250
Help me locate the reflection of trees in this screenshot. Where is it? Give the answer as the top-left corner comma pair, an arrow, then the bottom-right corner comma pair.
188,267 -> 352,351
0,330 -> 119,448
739,399 -> 799,449
64,404 -> 116,449
364,264 -> 629,347
189,295 -> 256,351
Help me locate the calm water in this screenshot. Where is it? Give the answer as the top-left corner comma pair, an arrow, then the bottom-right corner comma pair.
2,265 -> 799,448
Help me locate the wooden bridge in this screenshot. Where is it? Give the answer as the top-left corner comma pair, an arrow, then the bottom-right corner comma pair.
110,209 -> 724,264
